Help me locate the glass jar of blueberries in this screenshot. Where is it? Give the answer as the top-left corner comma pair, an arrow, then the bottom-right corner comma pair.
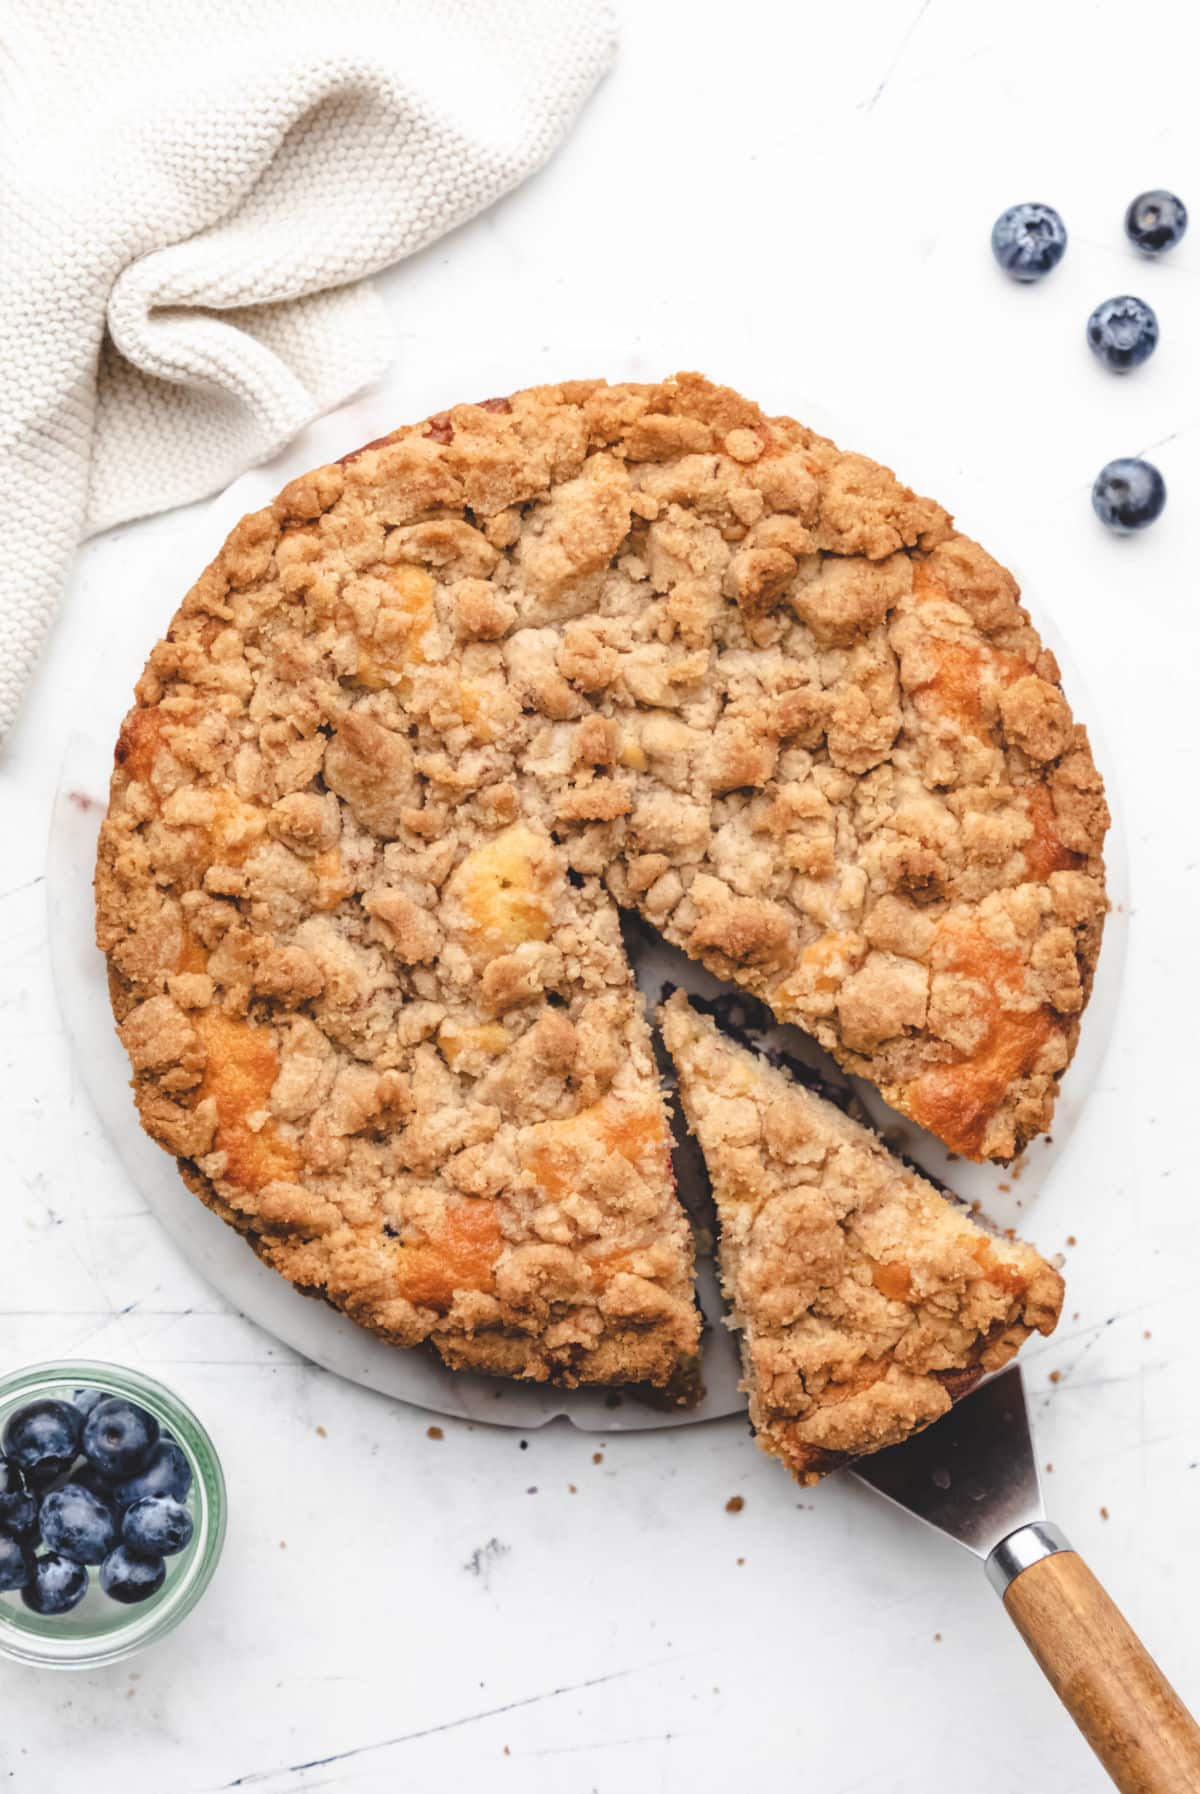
0,1363 -> 225,1666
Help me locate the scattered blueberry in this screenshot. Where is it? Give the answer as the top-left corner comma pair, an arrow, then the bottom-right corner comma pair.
82,1398 -> 159,1480
0,1533 -> 31,1593
991,202 -> 1068,281
1125,189 -> 1187,256
1086,295 -> 1158,371
72,1387 -> 106,1419
109,1438 -> 191,1511
122,1495 -> 193,1558
99,1545 -> 165,1606
39,1483 -> 117,1566
1092,458 -> 1166,532
0,1458 -> 38,1540
21,1552 -> 88,1616
1,1400 -> 82,1489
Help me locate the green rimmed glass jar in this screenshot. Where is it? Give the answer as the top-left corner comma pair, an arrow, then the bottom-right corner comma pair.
0,1361 -> 225,1667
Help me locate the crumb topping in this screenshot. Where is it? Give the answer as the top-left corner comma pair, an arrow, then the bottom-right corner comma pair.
660,993 -> 1063,1481
96,373 -> 1104,1388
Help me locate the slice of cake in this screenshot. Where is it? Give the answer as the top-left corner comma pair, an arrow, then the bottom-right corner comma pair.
660,992 -> 1063,1482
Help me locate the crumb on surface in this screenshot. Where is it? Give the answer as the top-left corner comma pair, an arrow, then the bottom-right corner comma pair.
592,1451 -> 604,1465
315,1426 -> 327,1438
725,1495 -> 745,1513
1049,1369 -> 1062,1384
427,1425 -> 444,1441
736,1556 -> 745,1566
1066,1234 -> 1077,1247
1100,1506 -> 1110,1520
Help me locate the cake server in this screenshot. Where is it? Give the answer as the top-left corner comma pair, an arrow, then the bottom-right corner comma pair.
856,1365 -> 1200,1793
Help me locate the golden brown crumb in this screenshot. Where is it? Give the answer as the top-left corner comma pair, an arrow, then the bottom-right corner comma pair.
592,1451 -> 603,1464
315,1426 -> 327,1438
426,1425 -> 444,1441
1100,1506 -> 1110,1520
95,374 -> 1105,1398
1067,1234 -> 1077,1247
662,994 -> 1063,1484
1049,1370 -> 1062,1384
725,1495 -> 745,1513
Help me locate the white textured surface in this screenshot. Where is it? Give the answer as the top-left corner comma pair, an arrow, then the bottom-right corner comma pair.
2,1 -> 1198,1789
0,0 -> 615,735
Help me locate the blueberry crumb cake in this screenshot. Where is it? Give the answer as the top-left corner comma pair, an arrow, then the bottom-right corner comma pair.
661,993 -> 1063,1480
95,372 -> 1103,1400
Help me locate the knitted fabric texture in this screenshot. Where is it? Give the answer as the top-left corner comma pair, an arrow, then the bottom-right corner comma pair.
0,0 -> 615,735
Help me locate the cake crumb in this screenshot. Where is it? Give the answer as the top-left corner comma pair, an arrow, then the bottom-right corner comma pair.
933,1632 -> 942,1643
315,1425 -> 327,1438
725,1495 -> 745,1514
427,1425 -> 444,1441
592,1451 -> 604,1465
997,1183 -> 1010,1193
1049,1370 -> 1062,1384
736,1556 -> 745,1566
1100,1506 -> 1110,1521
1045,1462 -> 1054,1474
568,1483 -> 577,1494
1066,1235 -> 1077,1247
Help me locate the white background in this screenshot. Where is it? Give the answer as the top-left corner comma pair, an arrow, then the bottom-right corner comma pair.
3,2 -> 1199,1789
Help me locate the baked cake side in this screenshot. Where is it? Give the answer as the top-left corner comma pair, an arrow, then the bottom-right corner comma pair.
660,993 -> 1063,1482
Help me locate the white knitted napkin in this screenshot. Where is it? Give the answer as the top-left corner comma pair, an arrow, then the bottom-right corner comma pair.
0,0 -> 615,737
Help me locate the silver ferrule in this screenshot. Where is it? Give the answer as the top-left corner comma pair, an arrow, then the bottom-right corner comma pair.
986,1521 -> 1073,1596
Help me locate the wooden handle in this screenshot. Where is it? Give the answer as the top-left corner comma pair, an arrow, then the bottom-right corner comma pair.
1003,1549 -> 1200,1793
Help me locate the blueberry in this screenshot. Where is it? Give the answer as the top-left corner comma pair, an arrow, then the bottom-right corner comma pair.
122,1495 -> 193,1558
21,1552 -> 88,1615
0,1458 -> 37,1539
38,1483 -> 117,1565
82,1398 -> 159,1480
1092,458 -> 1166,532
0,1533 -> 31,1593
71,1460 -> 117,1501
1087,295 -> 1158,371
99,1545 -> 165,1606
72,1387 -> 106,1419
108,1439 -> 191,1511
991,202 -> 1067,281
1,1400 -> 82,1490
1125,189 -> 1187,255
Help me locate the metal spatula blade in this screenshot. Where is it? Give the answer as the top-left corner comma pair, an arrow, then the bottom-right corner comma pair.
850,1367 -> 1200,1793
854,1364 -> 1046,1566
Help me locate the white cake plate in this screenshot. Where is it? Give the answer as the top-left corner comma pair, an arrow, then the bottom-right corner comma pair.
47,393 -> 1130,1432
